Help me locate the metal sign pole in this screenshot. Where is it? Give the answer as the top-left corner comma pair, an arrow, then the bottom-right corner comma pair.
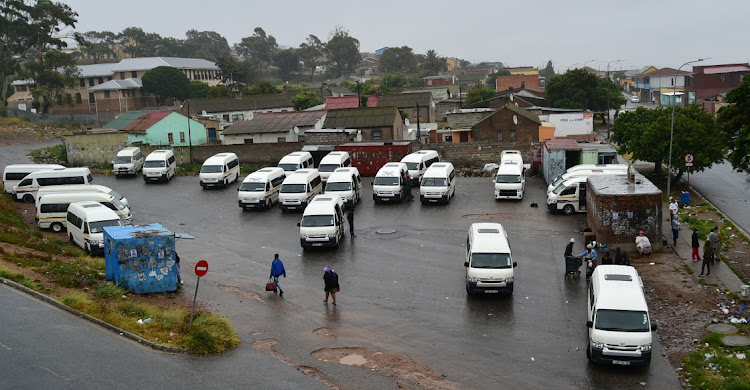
189,277 -> 200,331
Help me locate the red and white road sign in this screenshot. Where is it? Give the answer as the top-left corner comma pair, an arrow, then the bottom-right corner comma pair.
194,260 -> 208,277
684,154 -> 694,163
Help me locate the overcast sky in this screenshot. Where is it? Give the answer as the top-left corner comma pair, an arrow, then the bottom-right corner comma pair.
60,0 -> 749,72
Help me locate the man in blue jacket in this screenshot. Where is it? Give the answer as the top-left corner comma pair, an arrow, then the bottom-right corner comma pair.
270,254 -> 286,297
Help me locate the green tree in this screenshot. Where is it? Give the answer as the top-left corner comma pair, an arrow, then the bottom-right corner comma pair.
184,30 -> 230,62
541,60 -> 556,79
273,49 -> 300,82
465,87 -> 497,105
119,27 -> 149,58
26,50 -> 80,112
612,106 -> 726,179
207,84 -> 234,98
236,27 -> 278,73
380,73 -> 409,92
79,31 -> 117,63
244,80 -> 280,95
189,80 -> 209,99
298,34 -> 324,81
215,56 -> 258,91
716,74 -> 750,175
379,46 -> 417,74
546,68 -> 626,122
141,66 -> 190,106
291,90 -> 323,111
325,26 -> 360,78
1,0 -> 33,106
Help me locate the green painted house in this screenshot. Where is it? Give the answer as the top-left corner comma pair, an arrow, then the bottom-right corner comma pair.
104,110 -> 206,146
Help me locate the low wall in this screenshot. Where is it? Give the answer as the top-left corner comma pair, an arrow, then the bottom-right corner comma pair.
416,141 -> 532,167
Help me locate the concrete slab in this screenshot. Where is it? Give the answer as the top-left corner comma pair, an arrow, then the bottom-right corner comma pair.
707,323 -> 739,334
722,335 -> 750,347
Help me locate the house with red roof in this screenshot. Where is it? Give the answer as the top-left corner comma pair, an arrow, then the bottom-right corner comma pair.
686,63 -> 750,113
103,110 -> 206,146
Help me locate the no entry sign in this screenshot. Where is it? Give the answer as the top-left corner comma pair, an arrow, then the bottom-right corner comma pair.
194,260 -> 208,277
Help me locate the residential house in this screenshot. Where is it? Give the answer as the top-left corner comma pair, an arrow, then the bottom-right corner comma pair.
454,72 -> 488,88
471,104 -> 541,144
644,68 -> 692,106
188,94 -> 294,125
359,55 -> 379,76
630,65 -> 659,102
104,110 -> 206,147
687,63 -> 750,113
323,107 -> 403,142
376,92 -> 434,123
221,111 -> 327,145
506,67 -> 538,76
422,75 -> 452,87
325,96 -> 378,109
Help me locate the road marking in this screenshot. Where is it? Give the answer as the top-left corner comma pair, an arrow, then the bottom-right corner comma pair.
39,365 -> 71,381
0,342 -> 11,351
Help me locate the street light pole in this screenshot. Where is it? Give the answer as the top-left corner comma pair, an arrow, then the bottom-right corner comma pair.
416,102 -> 421,142
186,100 -> 192,164
606,59 -> 624,140
666,58 -> 706,200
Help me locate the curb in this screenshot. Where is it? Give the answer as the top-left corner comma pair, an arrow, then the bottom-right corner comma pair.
1,277 -> 190,354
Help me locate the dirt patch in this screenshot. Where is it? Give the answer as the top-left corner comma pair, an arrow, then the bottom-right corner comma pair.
312,347 -> 457,390
313,327 -> 336,337
218,285 -> 265,303
251,338 -> 340,389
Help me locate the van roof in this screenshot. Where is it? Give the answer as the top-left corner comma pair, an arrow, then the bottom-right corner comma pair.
496,162 -> 523,174
26,167 -> 91,177
333,167 -> 359,174
245,167 -> 284,181
303,195 -> 341,215
204,153 -> 237,165
401,150 -> 438,162
592,265 -> 648,311
470,223 -> 510,253
284,169 -> 319,182
423,162 -> 453,177
39,192 -> 115,203
326,171 -> 354,183
146,150 -> 173,159
117,147 -> 140,154
376,162 -> 406,176
69,201 -> 121,221
320,151 -> 349,163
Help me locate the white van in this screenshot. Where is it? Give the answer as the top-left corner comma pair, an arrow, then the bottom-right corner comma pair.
372,162 -> 409,203
199,152 -> 240,188
143,149 -> 176,183
112,147 -> 144,176
325,167 -> 362,208
277,151 -> 314,173
66,201 -> 123,254
419,162 -> 456,204
37,192 -> 132,231
547,167 -> 628,194
237,167 -> 286,210
587,265 -> 657,366
400,150 -> 440,185
12,167 -> 93,203
464,223 -> 517,294
494,161 -> 525,200
297,194 -> 346,249
278,169 -> 323,211
3,164 -> 65,193
35,184 -> 129,207
317,151 -> 352,183
546,176 -> 589,214
500,150 -> 523,165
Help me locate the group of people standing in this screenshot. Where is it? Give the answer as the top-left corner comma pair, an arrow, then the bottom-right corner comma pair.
693,226 -> 723,277
268,254 -> 340,304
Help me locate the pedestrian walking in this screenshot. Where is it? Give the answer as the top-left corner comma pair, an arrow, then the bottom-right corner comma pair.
691,229 -> 701,262
564,238 -> 575,258
671,214 -> 681,247
175,253 -> 184,285
323,266 -> 339,305
700,242 -> 714,277
708,226 -> 721,262
404,174 -> 414,201
614,247 -> 629,266
347,206 -> 356,238
669,197 -> 679,216
269,254 -> 286,297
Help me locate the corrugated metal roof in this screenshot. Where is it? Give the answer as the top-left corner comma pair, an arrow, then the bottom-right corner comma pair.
703,65 -> 750,74
189,95 -> 294,113
323,107 -> 400,128
544,138 -> 580,150
77,63 -> 117,77
102,111 -> 147,130
122,110 -> 174,133
112,57 -> 217,71
646,68 -> 691,77
325,96 -> 359,110
88,78 -> 142,91
376,92 -> 432,108
222,111 -> 326,135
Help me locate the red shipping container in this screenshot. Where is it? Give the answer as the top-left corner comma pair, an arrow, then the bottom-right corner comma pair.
336,142 -> 413,176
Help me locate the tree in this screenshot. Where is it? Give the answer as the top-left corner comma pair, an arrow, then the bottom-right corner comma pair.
546,68 -> 626,120
717,74 -> 750,175
215,56 -> 258,91
244,80 -> 280,95
325,27 -> 360,78
79,31 -> 117,63
380,73 -> 409,92
119,27 -> 149,58
273,49 -> 300,82
420,49 -> 447,73
379,46 -> 417,74
236,27 -> 278,73
184,30 -> 230,62
291,90 -> 323,111
612,106 -> 726,180
189,80 -> 209,99
465,87 -> 497,105
141,66 -> 190,106
298,34 -> 324,81
541,60 -> 556,79
26,50 -> 80,113
1,0 -> 33,106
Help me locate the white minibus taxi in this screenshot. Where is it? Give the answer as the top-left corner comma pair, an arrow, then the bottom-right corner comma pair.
494,161 -> 525,200
12,167 -> 93,203
400,150 -> 440,185
317,151 -> 351,182
3,164 -> 65,193
277,151 -> 314,173
547,166 -> 628,194
37,192 -> 132,231
35,184 -> 129,207
297,194 -> 346,249
112,146 -> 144,176
66,201 -> 123,255
143,150 -> 176,183
325,167 -> 362,208
372,162 -> 408,203
278,169 -> 323,211
465,222 -> 517,294
200,152 -> 240,188
237,167 -> 286,210
587,265 -> 657,366
419,162 -> 456,204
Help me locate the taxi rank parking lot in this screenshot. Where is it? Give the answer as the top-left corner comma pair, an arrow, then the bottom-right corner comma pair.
69,171 -> 679,389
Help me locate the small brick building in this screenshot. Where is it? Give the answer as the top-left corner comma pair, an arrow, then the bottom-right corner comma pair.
587,171 -> 662,252
471,104 -> 541,143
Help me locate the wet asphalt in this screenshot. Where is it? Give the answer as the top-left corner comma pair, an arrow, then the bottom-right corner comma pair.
1,142 -> 682,389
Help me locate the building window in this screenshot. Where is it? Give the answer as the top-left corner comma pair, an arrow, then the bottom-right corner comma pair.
497,131 -> 503,141
372,130 -> 382,140
107,76 -> 112,81
445,135 -> 453,142
510,130 -> 516,142
131,71 -> 137,78
297,135 -> 305,143
180,132 -> 186,142
168,133 -> 174,144
89,77 -> 95,86
88,93 -> 95,101
75,93 -> 82,104
277,137 -> 286,143
79,79 -> 85,87
119,72 -> 125,79
104,91 -> 111,98
98,77 -> 104,84
56,94 -> 62,105
244,138 -> 254,144
17,85 -> 27,92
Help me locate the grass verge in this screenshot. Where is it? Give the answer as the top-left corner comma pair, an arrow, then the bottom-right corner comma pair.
28,144 -> 67,165
682,331 -> 750,389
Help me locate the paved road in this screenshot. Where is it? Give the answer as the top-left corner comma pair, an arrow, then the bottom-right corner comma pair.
0,282 -> 328,390
1,142 -> 682,389
687,161 -> 750,234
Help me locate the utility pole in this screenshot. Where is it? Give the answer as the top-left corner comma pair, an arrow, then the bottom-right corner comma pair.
416,102 -> 421,142
606,59 -> 624,140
